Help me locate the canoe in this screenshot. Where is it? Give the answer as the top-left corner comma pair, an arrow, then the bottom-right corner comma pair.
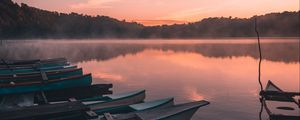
100,100 -> 210,120
94,98 -> 174,114
0,84 -> 112,109
261,80 -> 300,120
0,58 -> 67,66
0,98 -> 209,120
0,60 -> 69,69
0,65 -> 77,75
0,74 -> 92,95
51,90 -> 146,111
0,68 -> 83,83
0,62 -> 70,70
36,83 -> 113,102
84,90 -> 145,111
58,98 -> 173,120
0,101 -> 89,120
0,90 -> 145,120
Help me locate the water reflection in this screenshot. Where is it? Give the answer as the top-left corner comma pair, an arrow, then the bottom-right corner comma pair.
0,39 -> 299,120
0,39 -> 299,63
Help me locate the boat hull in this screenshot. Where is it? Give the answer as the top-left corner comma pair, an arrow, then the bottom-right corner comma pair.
0,68 -> 83,83
87,90 -> 146,111
0,65 -> 77,74
94,98 -> 174,114
0,74 -> 92,95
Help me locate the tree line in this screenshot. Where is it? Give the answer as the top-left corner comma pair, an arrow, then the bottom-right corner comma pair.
0,0 -> 299,39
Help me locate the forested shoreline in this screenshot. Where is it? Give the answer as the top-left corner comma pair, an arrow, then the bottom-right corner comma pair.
0,0 -> 299,39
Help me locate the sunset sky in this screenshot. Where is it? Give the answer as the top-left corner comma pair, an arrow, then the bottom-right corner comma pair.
13,0 -> 299,26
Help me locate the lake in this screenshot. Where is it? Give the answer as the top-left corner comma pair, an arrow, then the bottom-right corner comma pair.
0,39 -> 299,120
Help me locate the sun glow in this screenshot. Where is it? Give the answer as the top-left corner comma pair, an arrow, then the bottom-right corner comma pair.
13,0 -> 298,26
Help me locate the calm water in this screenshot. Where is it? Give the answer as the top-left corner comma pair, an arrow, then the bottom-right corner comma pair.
1,39 -> 299,120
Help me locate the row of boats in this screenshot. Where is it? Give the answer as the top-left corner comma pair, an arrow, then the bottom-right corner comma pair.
0,58 -> 210,120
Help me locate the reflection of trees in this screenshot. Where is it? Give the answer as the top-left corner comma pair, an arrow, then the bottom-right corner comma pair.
0,42 -> 299,63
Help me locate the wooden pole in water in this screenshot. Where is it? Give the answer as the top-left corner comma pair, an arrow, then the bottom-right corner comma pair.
255,18 -> 263,92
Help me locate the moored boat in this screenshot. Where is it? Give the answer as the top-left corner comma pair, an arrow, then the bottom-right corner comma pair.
0,68 -> 83,83
51,90 -> 146,111
100,100 -> 210,120
85,90 -> 145,111
0,65 -> 77,74
94,98 -> 174,114
0,60 -> 69,69
0,74 -> 92,95
0,101 -> 89,120
0,58 -> 67,66
260,80 -> 300,120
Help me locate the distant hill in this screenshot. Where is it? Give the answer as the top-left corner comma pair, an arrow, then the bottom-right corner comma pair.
0,0 -> 299,39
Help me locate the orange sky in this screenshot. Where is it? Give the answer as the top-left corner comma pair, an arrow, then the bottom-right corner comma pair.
13,0 -> 299,26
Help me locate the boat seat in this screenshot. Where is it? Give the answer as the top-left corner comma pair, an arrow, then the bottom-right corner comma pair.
40,71 -> 48,81
69,98 -> 77,102
85,111 -> 98,119
104,113 -> 114,120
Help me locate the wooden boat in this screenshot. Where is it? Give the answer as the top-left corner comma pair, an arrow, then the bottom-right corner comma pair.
0,90 -> 145,119
85,90 -> 145,111
51,90 -> 146,111
0,101 -> 90,120
0,65 -> 77,74
0,58 -> 67,66
0,74 -> 92,95
36,83 -> 113,102
260,80 -> 300,120
0,60 -> 69,69
0,99 -> 209,120
0,68 -> 83,83
0,83 -> 112,104
100,100 -> 210,120
94,98 -> 174,114
59,98 -> 173,120
0,62 -> 71,70
0,84 -> 113,110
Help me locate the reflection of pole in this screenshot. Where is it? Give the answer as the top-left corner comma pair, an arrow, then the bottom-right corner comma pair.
258,98 -> 264,120
255,18 -> 263,91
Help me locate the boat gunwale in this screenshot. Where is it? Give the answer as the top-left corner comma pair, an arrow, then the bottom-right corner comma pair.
155,100 -> 210,120
87,90 -> 146,106
0,73 -> 91,87
0,68 -> 82,79
132,97 -> 174,112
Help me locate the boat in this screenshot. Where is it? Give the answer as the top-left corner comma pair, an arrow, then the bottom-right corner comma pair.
36,83 -> 113,102
0,65 -> 77,74
48,97 -> 173,120
0,68 -> 83,83
84,90 -> 145,111
0,101 -> 90,120
51,90 -> 146,111
0,62 -> 71,71
260,80 -> 300,120
0,84 -> 113,106
94,98 -> 174,114
0,74 -> 92,95
0,58 -> 67,66
0,60 -> 69,69
0,90 -> 146,120
100,100 -> 210,120
0,97 -> 209,120
0,84 -> 113,110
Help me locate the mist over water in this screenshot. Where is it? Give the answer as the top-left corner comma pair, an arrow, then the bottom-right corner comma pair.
0,39 -> 299,120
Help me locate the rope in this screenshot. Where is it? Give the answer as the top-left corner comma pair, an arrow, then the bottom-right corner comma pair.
255,18 -> 263,92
